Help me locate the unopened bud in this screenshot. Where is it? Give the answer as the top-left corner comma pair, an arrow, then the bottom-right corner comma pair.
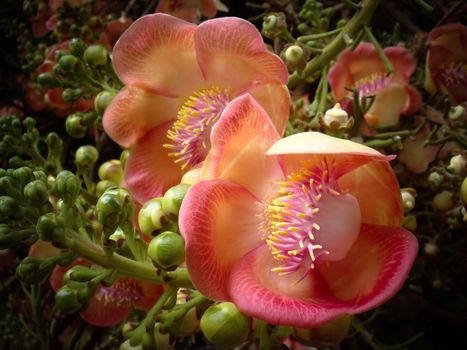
461,177 -> 467,205
148,231 -> 185,270
62,88 -> 83,103
162,184 -> 190,216
98,159 -> 123,184
55,286 -> 83,313
36,212 -> 66,242
447,154 -> 466,175
401,190 -> 416,212
432,191 -> 455,212
94,90 -> 115,115
293,314 -> 352,346
96,180 -> 116,197
37,72 -> 60,88
321,103 -> 353,130
262,13 -> 287,39
69,38 -> 86,56
75,145 -> 99,167
24,179 -> 49,205
66,114 -> 87,138
424,242 -> 439,256
55,170 -> 81,201
427,172 -> 443,191
58,54 -> 79,72
403,214 -> 417,231
282,44 -> 310,71
138,198 -> 164,236
448,105 -> 465,123
84,45 -> 108,66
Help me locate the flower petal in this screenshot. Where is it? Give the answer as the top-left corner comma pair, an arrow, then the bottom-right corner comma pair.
125,122 -> 184,203
328,58 -> 354,101
267,132 -> 393,179
103,86 -> 181,148
179,179 -> 262,300
133,282 -> 164,311
194,17 -> 288,91
202,94 -> 283,198
228,245 -> 350,327
29,240 -> 61,259
338,161 -> 403,226
246,83 -> 291,136
385,46 -> 417,81
317,223 -> 418,312
113,14 -> 203,97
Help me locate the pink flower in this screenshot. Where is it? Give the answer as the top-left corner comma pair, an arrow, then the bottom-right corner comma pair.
179,95 -> 418,327
155,0 -> 228,23
103,14 -> 290,203
328,43 -> 421,128
424,23 -> 467,104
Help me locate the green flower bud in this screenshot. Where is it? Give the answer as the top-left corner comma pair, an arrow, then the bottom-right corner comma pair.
162,184 -> 190,216
447,154 -> 466,175
24,180 -> 49,205
120,150 -> 130,170
66,114 -> 87,138
58,54 -> 79,72
16,256 -> 54,283
38,72 -> 60,88
69,38 -> 86,56
0,196 -> 19,217
98,160 -> 123,184
94,90 -> 115,115
423,242 -> 439,256
448,105 -> 465,123
401,190 -> 416,212
148,231 -> 185,270
36,212 -> 66,242
428,171 -> 443,190
138,198 -> 164,236
293,314 -> 352,346
14,166 -> 33,187
55,170 -> 81,201
75,145 -> 99,167
200,302 -> 250,348
62,88 -> 83,103
54,50 -> 67,62
461,177 -> 467,205
96,180 -> 116,197
55,286 -> 83,313
84,45 -> 108,66
432,191 -> 455,212
281,44 -> 310,71
403,214 -> 417,231
262,13 -> 287,39
96,188 -> 133,237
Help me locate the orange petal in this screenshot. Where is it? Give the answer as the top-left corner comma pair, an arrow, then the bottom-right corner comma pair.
179,179 -> 262,300
246,83 -> 291,136
317,224 -> 418,312
194,17 -> 288,91
113,14 -> 203,97
29,240 -> 61,259
385,46 -> 417,82
124,122 -> 184,203
338,161 -> 404,227
202,94 -> 283,199
363,82 -> 407,128
267,132 -> 393,180
103,86 -> 181,148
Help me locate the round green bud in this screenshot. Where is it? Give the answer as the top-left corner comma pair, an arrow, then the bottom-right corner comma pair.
75,145 -> 99,167
62,88 -> 83,103
401,190 -> 415,212
403,214 -> 417,231
162,184 -> 190,216
84,45 -> 108,66
0,196 -> 19,217
58,54 -> 79,72
200,302 -> 250,348
69,38 -> 86,56
460,177 -> 467,205
428,171 -> 443,190
37,72 -> 60,88
138,198 -> 164,236
24,180 -> 49,205
54,50 -> 67,62
148,231 -> 185,269
284,45 -> 304,64
55,286 -> 82,313
16,257 -> 53,284
261,12 -> 287,39
66,114 -> 87,138
432,191 -> 456,212
98,160 -> 123,184
447,154 -> 466,175
55,170 -> 81,200
449,105 -> 465,122
96,188 -> 124,217
36,212 -> 66,242
94,90 -> 115,115
424,242 -> 439,256
96,180 -> 116,198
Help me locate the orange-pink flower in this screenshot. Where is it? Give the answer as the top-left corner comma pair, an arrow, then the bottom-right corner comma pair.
155,0 -> 228,22
424,23 -> 467,104
103,14 -> 290,203
328,43 -> 421,128
179,95 -> 418,327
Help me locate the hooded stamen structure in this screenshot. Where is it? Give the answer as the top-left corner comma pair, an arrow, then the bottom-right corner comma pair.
355,72 -> 391,97
164,87 -> 230,170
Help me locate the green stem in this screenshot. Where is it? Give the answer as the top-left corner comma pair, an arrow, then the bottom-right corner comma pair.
364,25 -> 394,75
413,0 -> 434,11
352,318 -> 385,350
365,137 -> 399,148
65,229 -> 193,288
25,146 -> 46,166
298,0 -> 381,82
341,0 -> 362,9
317,65 -> 330,117
297,27 -> 343,42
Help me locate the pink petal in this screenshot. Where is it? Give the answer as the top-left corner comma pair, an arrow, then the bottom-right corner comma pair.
194,17 -> 288,92
328,58 -> 354,101
103,86 -> 181,148
402,84 -> 422,115
124,122 -> 184,203
200,0 -> 218,18
317,223 -> 418,312
228,245 -> 350,327
113,14 -> 203,97
385,46 -> 417,81
338,161 -> 404,227
179,179 -> 262,300
132,282 -> 164,310
29,240 -> 61,259
266,132 -> 393,179
201,94 -> 283,199
246,83 -> 291,136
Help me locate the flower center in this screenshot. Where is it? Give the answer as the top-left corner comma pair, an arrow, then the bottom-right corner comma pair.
355,72 -> 391,97
164,87 -> 230,170
95,278 -> 143,307
265,159 -> 361,277
435,62 -> 467,88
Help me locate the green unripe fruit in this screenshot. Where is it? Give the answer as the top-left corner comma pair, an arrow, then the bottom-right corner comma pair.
84,45 -> 108,66
66,114 -> 87,138
37,72 -> 60,88
460,177 -> 467,205
138,198 -> 164,236
162,184 -> 190,216
75,145 -> 99,166
432,191 -> 456,212
55,170 -> 81,200
55,286 -> 82,313
200,302 -> 250,348
148,231 -> 185,269
58,54 -> 79,72
94,90 -> 115,115
36,212 -> 66,242
98,160 -> 123,184
24,180 -> 49,205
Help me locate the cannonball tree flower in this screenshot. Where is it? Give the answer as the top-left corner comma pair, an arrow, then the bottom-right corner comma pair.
424,23 -> 467,104
328,42 -> 421,129
103,14 -> 290,203
155,0 -> 228,22
179,94 -> 418,327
